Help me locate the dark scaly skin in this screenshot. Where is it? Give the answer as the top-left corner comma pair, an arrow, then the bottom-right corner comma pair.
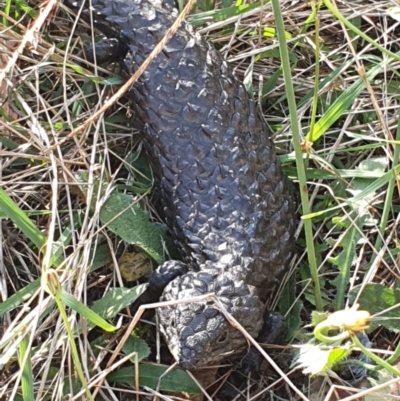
66,0 -> 295,369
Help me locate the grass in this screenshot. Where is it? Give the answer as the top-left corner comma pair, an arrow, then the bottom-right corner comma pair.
1,0 -> 400,399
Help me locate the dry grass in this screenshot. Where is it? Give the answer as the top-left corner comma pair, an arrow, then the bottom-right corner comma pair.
1,0 -> 400,400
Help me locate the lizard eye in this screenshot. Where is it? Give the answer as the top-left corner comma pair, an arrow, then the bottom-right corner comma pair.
217,330 -> 228,344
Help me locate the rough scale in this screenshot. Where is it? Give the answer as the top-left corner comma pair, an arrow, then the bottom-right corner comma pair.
66,0 -> 295,369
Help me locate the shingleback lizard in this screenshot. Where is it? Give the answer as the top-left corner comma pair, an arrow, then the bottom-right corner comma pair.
65,0 -> 296,370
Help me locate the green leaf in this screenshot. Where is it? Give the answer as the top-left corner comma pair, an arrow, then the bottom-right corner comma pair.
329,157 -> 387,310
108,364 -> 201,394
0,280 -> 40,317
297,63 -> 350,109
311,311 -> 331,327
304,163 -> 400,220
366,369 -> 394,400
0,135 -> 19,149
72,82 -> 96,116
61,290 -> 117,333
100,76 -> 126,86
77,172 -> 167,264
285,301 -> 302,342
278,275 -> 302,341
261,66 -> 282,98
328,218 -> 364,310
61,286 -> 147,332
100,195 -> 166,264
18,336 -> 34,401
258,26 -> 292,39
15,0 -> 38,18
62,375 -> 81,397
50,225 -> 75,267
0,188 -> 45,249
306,59 -> 391,143
89,242 -> 114,272
349,283 -> 400,332
243,59 -> 254,97
89,286 -> 147,330
0,189 -> 64,266
122,336 -> 151,363
123,151 -> 153,194
89,332 -> 151,367
188,2 -> 261,26
283,164 -> 386,181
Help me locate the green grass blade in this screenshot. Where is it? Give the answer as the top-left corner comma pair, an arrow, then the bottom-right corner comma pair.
61,290 -> 118,333
304,165 -> 400,220
0,280 -> 41,317
372,117 -> 400,257
0,189 -> 45,249
271,0 -> 322,310
18,336 -> 34,401
307,60 -> 391,143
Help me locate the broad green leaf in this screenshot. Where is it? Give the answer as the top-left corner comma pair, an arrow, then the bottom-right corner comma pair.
349,284 -> 400,332
100,195 -> 166,264
90,334 -> 150,364
99,76 -> 125,86
387,6 -> 400,22
108,364 -> 201,394
77,172 -> 167,264
62,376 -> 81,398
72,82 -> 96,116
90,243 -> 114,272
89,286 -> 147,330
123,336 -> 151,362
366,369 -> 394,400
61,286 -> 147,332
262,66 -> 282,99
285,300 -> 302,342
328,213 -> 367,310
311,311 -> 331,327
50,225 -> 75,267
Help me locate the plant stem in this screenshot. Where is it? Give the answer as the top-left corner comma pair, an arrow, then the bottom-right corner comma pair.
271,0 -> 322,311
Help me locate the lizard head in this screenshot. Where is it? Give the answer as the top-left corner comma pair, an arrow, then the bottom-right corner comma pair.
157,268 -> 264,369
